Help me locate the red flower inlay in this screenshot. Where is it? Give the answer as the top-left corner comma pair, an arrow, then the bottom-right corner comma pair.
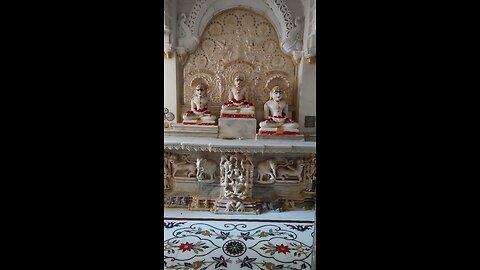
275,244 -> 291,254
178,242 -> 193,252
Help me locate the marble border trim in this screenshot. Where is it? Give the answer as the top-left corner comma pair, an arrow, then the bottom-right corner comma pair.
164,138 -> 315,154
164,217 -> 314,223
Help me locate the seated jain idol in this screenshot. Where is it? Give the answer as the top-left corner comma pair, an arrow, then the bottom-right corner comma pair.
220,75 -> 255,118
258,86 -> 300,135
182,83 -> 217,125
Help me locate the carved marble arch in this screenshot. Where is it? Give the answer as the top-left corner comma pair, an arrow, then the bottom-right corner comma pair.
181,8 -> 297,119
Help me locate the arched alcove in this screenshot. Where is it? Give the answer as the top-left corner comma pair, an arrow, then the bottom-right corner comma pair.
176,0 -> 304,55
180,8 -> 298,123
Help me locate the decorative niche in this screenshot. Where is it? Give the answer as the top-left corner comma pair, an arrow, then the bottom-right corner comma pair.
180,8 -> 297,122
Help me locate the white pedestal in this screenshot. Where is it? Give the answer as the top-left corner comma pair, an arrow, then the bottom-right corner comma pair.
218,118 -> 257,139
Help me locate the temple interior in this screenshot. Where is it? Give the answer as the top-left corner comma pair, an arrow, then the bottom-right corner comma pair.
164,1 -> 316,268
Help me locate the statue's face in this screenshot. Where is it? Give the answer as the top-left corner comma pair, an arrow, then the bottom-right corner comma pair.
195,87 -> 206,97
234,77 -> 243,87
272,89 -> 283,101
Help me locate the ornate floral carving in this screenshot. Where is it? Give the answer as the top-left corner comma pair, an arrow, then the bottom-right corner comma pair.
267,0 -> 295,31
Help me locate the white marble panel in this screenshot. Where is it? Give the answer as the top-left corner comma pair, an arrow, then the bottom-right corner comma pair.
218,118 -> 257,139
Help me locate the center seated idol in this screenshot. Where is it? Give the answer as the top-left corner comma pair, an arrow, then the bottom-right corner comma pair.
218,74 -> 258,139
220,75 -> 255,118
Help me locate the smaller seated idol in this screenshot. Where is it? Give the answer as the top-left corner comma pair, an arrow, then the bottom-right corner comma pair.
220,76 -> 255,118
182,83 -> 217,125
258,86 -> 300,135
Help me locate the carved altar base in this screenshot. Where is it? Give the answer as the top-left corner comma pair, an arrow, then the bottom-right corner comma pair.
164,137 -> 316,215
165,123 -> 218,138
218,118 -> 257,139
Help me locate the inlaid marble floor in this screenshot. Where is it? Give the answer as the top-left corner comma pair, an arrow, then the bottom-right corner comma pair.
164,209 -> 315,269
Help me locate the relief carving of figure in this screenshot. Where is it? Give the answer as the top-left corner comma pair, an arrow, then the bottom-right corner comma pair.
225,200 -> 235,212
190,196 -> 199,209
196,158 -> 218,181
220,75 -> 255,118
258,86 -> 300,135
304,156 -> 316,191
235,201 -> 245,212
307,176 -> 316,192
179,197 -> 186,206
256,159 -> 277,182
276,160 -> 305,181
177,13 -> 199,51
222,166 -> 247,200
182,83 -> 217,125
225,200 -> 245,212
171,157 -> 196,178
215,71 -> 224,100
164,157 -> 171,189
281,17 -> 304,53
203,199 -> 209,209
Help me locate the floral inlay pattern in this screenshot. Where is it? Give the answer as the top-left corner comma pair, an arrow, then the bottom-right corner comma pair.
164,219 -> 314,269
222,240 -> 246,257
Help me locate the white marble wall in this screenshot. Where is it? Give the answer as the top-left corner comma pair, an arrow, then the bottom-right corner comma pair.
297,58 -> 316,135
164,55 -> 178,123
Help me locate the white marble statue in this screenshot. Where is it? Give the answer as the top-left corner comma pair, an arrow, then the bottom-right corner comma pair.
258,86 -> 300,135
220,75 -> 255,118
182,83 -> 217,125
